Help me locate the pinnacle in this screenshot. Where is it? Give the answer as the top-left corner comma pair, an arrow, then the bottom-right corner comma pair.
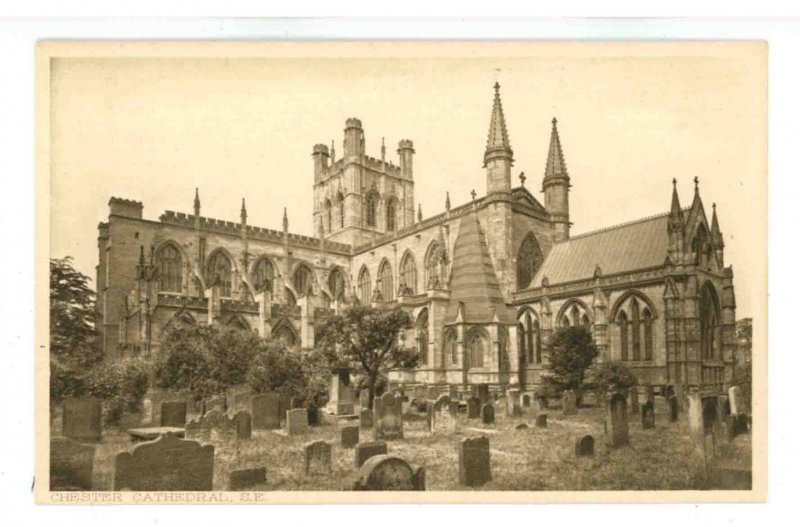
544,117 -> 568,179
484,82 -> 513,163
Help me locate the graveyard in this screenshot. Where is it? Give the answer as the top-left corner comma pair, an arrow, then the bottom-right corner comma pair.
50,385 -> 753,492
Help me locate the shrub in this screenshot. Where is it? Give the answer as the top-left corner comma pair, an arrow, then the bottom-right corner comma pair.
588,361 -> 638,396
247,343 -> 307,399
84,358 -> 150,425
540,326 -> 599,397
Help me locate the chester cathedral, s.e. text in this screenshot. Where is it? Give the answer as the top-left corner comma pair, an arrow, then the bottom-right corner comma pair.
96,83 -> 738,395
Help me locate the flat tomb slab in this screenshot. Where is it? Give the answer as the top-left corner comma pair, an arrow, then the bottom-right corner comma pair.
127,427 -> 186,442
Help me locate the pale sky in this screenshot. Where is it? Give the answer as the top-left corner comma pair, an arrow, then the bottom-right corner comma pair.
48,43 -> 766,318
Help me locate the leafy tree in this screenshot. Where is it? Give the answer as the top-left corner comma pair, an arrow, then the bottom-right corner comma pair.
84,358 -> 150,425
318,305 -> 414,409
540,326 -> 599,398
588,361 -> 638,399
50,257 -> 102,369
247,343 -> 307,399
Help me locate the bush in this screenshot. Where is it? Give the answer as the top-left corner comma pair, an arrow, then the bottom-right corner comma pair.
82,358 -> 150,425
540,326 -> 599,397
588,361 -> 638,397
247,343 -> 307,399
300,348 -> 334,406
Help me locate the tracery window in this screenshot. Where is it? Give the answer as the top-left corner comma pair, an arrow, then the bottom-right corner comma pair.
417,309 -> 429,366
358,267 -> 371,305
252,258 -> 274,293
157,243 -> 183,292
293,264 -> 314,296
517,232 -> 544,289
328,267 -> 346,301
366,192 -> 378,228
466,328 -> 487,369
399,252 -> 417,295
206,250 -> 232,297
377,260 -> 394,301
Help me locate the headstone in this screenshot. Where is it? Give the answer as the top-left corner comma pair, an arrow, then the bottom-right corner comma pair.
604,392 -> 629,448
687,391 -> 706,444
307,402 -> 320,426
644,384 -> 655,404
341,425 -> 360,448
286,408 -> 309,436
458,436 -> 491,487
141,399 -> 153,425
354,440 -> 388,468
734,414 -> 749,435
480,402 -> 495,425
352,454 -> 425,491
668,395 -> 679,422
185,409 -> 237,441
429,395 -> 456,434
374,392 -> 403,440
627,386 -> 640,417
521,393 -> 532,408
160,401 -> 188,428
359,390 -> 370,409
467,397 -> 481,419
426,385 -> 440,400
535,394 -> 549,411
725,414 -> 738,441
575,435 -> 594,457
641,401 -> 655,429
561,390 -> 577,416
229,467 -> 266,490
359,408 -> 374,429
515,423 -> 529,430
304,440 -> 332,475
251,393 -> 280,430
114,433 -> 214,491
506,388 -> 521,417
234,411 -> 252,440
50,437 -> 95,490
326,369 -> 351,414
227,384 -> 253,413
477,383 -> 490,404
535,413 -> 548,428
62,397 -> 102,442
728,386 -> 743,415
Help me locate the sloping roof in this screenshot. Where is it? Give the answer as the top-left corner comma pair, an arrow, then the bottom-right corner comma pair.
529,212 -> 671,288
445,212 -> 514,325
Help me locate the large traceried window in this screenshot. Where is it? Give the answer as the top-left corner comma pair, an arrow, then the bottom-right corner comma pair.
366,192 -> 378,228
443,327 -> 458,366
399,252 -> 417,295
466,327 -> 487,369
614,292 -> 656,362
357,266 -> 371,305
252,258 -> 274,293
517,232 -> 544,289
377,260 -> 393,301
157,243 -> 183,292
335,192 -> 345,230
618,311 -> 629,361
518,310 -> 542,365
559,301 -> 591,329
386,198 -> 398,232
293,264 -> 314,296
416,309 -> 429,366
700,281 -> 721,360
424,242 -> 442,288
323,199 -> 332,234
206,250 -> 232,297
328,267 -> 346,301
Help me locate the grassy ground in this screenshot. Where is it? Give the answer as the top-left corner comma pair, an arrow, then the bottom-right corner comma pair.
52,396 -> 752,491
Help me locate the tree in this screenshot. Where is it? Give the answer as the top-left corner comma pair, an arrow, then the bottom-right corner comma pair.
541,326 -> 599,398
318,305 -> 415,409
588,361 -> 638,398
50,257 -> 102,368
247,343 -> 307,399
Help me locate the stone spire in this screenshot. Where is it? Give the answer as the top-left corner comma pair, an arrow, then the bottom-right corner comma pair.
668,178 -> 683,231
484,83 -> 514,194
711,203 -> 724,248
193,187 -> 201,217
240,198 -> 247,224
417,204 -> 423,223
542,117 -> 571,241
282,207 -> 289,232
445,191 -> 451,213
330,139 -> 335,162
544,118 -> 568,180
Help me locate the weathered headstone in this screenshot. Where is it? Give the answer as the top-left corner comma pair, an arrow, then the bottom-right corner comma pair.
506,388 -> 521,417
286,408 -> 309,435
50,437 -> 95,490
728,386 -> 743,415
229,467 -> 266,490
359,390 -> 370,409
359,408 -> 374,429
477,383 -> 490,404
480,402 -> 495,425
429,395 -> 456,434
307,402 -> 320,426
141,398 -> 153,425
521,393 -> 532,408
515,423 -> 529,430
303,440 -> 332,475
114,433 -> 214,491
63,397 -> 102,443
627,386 -> 640,417
251,393 -> 280,430
458,436 -> 491,487
575,435 -> 594,457
561,390 -> 577,416
185,409 -> 237,441
687,391 -> 705,443
341,424 -> 360,448
234,411 -> 252,440
604,392 -> 629,448
668,395 -> 679,422
352,454 -> 425,491
535,394 -> 549,411
467,396 -> 481,419
354,440 -> 388,468
535,412 -> 548,428
374,392 -> 403,440
160,401 -> 188,428
641,401 -> 655,429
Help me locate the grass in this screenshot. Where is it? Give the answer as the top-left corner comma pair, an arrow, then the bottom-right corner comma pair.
52,396 -> 752,491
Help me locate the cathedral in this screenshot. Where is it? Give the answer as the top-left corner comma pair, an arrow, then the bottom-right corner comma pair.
96,83 -> 737,395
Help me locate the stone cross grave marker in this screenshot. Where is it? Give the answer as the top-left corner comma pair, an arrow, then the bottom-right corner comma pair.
341,424 -> 359,448
251,393 -> 280,430
641,401 -> 655,429
114,433 -> 214,491
304,440 -> 332,475
605,392 -> 629,449
352,455 -> 425,491
575,435 -> 595,457
467,396 -> 481,419
374,392 -> 403,440
354,440 -> 388,468
228,467 -> 266,490
480,402 -> 495,425
458,436 -> 491,487
63,397 -> 102,443
286,408 -> 309,436
561,390 -> 577,416
160,401 -> 187,428
50,437 -> 95,491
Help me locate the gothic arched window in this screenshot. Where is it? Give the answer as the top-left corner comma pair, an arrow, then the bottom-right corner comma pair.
206,250 -> 232,297
328,267 -> 346,301
366,192 -> 378,228
358,266 -> 371,305
273,323 -> 297,348
324,199 -> 332,234
399,252 -> 417,295
700,281 -> 721,360
252,258 -> 274,293
466,328 -> 486,369
613,292 -> 656,362
618,311 -> 629,361
643,308 -> 654,361
336,192 -> 345,230
157,243 -> 183,292
416,309 -> 429,366
631,299 -> 641,361
518,311 -> 542,365
424,242 -> 441,288
377,260 -> 394,301
517,232 -> 544,290
293,264 -> 314,296
498,326 -> 510,372
386,198 -> 397,232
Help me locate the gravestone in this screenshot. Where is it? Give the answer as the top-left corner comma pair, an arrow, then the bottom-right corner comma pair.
141,399 -> 153,425
477,384 -> 490,404
725,414 -> 738,441
251,393 -> 280,430
480,402 -> 495,425
429,395 -> 456,434
535,394 -> 549,411
185,409 -> 237,441
374,392 -> 403,440
341,425 -> 360,448
715,395 -> 730,439
668,395 -> 679,422
522,393 -> 532,408
227,384 -> 253,413
160,401 -> 188,428
360,408 -> 374,429
326,369 -> 351,414
304,440 -> 332,475
286,408 -> 309,436
575,435 -> 595,457
506,388 -> 522,417
229,467 -> 266,490
63,397 -> 102,443
359,390 -> 370,409
561,390 -> 577,416
734,414 -> 749,435
467,397 -> 481,419
458,436 -> 491,487
604,392 -> 629,448
641,401 -> 655,429
354,440 -> 388,468
426,385 -> 440,400
644,384 -> 655,404
687,391 -> 705,443
114,433 -> 214,491
627,387 -> 640,417
352,455 -> 425,491
728,386 -> 743,415
234,411 -> 252,440
307,402 -> 320,426
515,423 -> 529,430
535,413 -> 548,428
50,437 -> 95,490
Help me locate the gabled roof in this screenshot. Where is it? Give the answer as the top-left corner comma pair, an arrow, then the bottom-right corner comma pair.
511,186 -> 548,214
529,211 -> 672,288
445,212 -> 514,325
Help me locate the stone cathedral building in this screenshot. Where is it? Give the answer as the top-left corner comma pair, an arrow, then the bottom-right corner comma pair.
96,83 -> 737,395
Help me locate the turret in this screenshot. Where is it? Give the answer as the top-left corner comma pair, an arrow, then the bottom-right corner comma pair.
484,82 -> 514,194
667,178 -> 685,263
343,117 -> 365,158
398,139 -> 414,180
312,143 -> 330,183
711,203 -> 725,266
542,117 -> 571,241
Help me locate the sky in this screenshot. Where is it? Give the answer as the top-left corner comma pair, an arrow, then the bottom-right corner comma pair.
48,42 -> 766,318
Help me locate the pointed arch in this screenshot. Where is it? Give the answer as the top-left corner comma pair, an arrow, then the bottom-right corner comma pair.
165,310 -> 196,329
386,196 -> 399,232
612,290 -> 658,362
206,248 -> 234,297
517,231 -> 544,289
443,327 -> 458,367
399,250 -> 417,295
465,326 -> 488,369
292,262 -> 315,296
556,299 -> 592,328
223,313 -> 251,332
618,310 -> 629,361
365,191 -> 379,228
335,192 -> 345,230
251,257 -> 275,294
323,198 -> 332,234
155,241 -> 184,293
517,307 -> 542,364
700,281 -> 721,360
416,308 -> 429,366
357,265 -> 371,305
271,318 -> 299,348
610,290 -> 659,321
327,266 -> 347,301
377,258 -> 394,301
424,241 -> 442,289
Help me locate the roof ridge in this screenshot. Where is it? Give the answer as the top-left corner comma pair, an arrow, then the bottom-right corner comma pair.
561,206 -> 691,242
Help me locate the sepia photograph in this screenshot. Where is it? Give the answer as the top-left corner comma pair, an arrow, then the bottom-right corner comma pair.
35,40 -> 767,503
